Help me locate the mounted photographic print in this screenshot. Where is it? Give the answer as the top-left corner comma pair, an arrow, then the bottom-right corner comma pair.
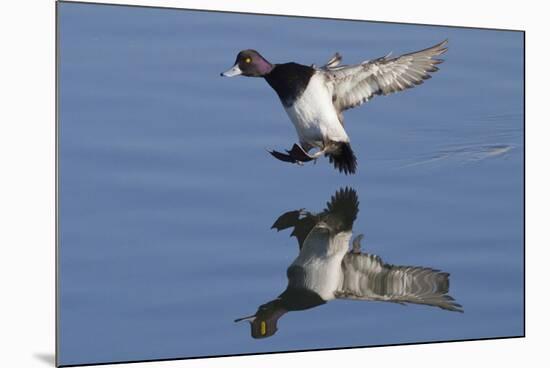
56,1 -> 524,366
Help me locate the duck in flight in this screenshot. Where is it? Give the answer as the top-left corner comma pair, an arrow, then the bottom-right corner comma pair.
221,40 -> 448,174
235,187 -> 462,339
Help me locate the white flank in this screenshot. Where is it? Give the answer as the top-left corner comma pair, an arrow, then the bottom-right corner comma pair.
289,224 -> 352,300
284,73 -> 349,147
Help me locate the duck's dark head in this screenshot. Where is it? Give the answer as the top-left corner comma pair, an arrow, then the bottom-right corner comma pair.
221,49 -> 273,77
234,299 -> 287,339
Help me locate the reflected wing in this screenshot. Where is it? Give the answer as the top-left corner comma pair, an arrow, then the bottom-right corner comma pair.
325,40 -> 447,112
336,252 -> 463,312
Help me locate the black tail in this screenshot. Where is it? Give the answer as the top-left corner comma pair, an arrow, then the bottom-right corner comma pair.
323,187 -> 359,232
325,142 -> 357,175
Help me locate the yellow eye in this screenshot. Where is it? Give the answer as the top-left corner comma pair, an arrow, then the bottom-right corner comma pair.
260,321 -> 266,335
245,57 -> 252,63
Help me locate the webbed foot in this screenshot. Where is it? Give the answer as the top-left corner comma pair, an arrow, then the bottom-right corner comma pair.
268,144 -> 316,164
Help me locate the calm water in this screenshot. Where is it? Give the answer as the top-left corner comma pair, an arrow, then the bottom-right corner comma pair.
58,3 -> 524,366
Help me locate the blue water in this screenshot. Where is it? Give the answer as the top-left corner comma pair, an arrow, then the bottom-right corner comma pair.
58,3 -> 524,366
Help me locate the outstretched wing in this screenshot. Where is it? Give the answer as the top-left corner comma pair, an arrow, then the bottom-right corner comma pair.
325,40 -> 448,112
336,252 -> 463,312
317,52 -> 343,69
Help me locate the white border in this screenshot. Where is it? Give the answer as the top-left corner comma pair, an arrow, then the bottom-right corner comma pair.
1,1 -> 547,367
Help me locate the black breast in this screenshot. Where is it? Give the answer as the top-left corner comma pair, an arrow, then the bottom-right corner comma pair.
279,286 -> 326,311
264,63 -> 315,107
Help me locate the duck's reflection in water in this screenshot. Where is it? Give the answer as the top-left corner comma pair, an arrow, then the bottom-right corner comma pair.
236,187 -> 463,339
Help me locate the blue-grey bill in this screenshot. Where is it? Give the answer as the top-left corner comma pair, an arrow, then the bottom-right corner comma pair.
221,64 -> 242,77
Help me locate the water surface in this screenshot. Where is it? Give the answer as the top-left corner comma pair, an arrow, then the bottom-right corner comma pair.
58,3 -> 524,366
